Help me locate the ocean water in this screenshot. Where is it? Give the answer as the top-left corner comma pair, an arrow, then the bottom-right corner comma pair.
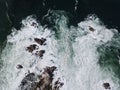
0,11 -> 120,90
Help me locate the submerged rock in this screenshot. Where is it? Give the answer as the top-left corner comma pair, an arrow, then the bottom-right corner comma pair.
26,44 -> 37,53
16,64 -> 23,69
31,22 -> 38,28
34,38 -> 46,45
103,82 -> 111,89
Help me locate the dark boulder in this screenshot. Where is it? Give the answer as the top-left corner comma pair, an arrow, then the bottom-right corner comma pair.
103,82 -> 111,89
89,26 -> 95,32
26,44 -> 37,53
19,73 -> 37,90
34,38 -> 46,45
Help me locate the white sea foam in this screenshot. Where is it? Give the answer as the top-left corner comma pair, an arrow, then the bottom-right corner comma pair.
0,14 -> 120,90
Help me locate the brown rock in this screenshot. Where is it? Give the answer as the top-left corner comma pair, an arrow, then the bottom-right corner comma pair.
19,66 -> 63,90
26,44 -> 37,53
34,38 -> 46,45
103,82 -> 111,89
36,66 -> 63,90
44,66 -> 57,77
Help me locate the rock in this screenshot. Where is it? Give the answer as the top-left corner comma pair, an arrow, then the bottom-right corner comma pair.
36,66 -> 63,90
34,38 -> 46,45
16,64 -> 23,69
19,73 -> 37,90
44,66 -> 56,77
35,50 -> 45,57
54,78 -> 64,90
89,26 -> 95,32
26,44 -> 37,53
103,82 -> 111,89
19,66 -> 63,90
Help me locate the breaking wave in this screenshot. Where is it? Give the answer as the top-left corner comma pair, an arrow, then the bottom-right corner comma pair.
0,10 -> 120,90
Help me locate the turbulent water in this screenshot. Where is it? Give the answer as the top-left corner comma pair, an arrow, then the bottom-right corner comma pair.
0,11 -> 120,90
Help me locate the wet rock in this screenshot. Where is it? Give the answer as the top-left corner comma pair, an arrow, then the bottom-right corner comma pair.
36,66 -> 63,90
44,66 -> 56,77
19,73 -> 37,90
89,26 -> 95,32
37,72 -> 53,90
35,50 -> 45,57
103,82 -> 111,89
16,64 -> 23,69
19,66 -> 63,90
26,44 -> 37,53
34,38 -> 46,45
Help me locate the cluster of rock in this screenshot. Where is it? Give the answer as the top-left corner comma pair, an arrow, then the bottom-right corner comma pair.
26,37 -> 46,57
16,37 -> 63,90
16,38 -> 46,69
16,36 -> 112,90
19,66 -> 63,90
16,37 -> 46,70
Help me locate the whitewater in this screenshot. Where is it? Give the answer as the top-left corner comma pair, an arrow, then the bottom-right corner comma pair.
0,11 -> 120,90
